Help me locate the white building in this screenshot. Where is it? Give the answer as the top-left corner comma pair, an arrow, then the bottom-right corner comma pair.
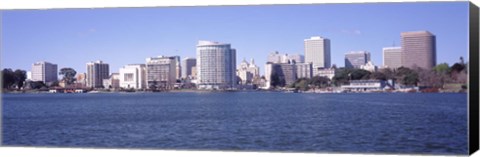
295,62 -> 312,79
237,58 -> 260,85
119,64 -> 146,89
268,51 -> 304,64
146,56 -> 177,89
31,61 -> 58,84
103,73 -> 120,89
182,57 -> 197,79
197,40 -> 236,90
267,51 -> 283,63
86,60 -> 109,88
304,36 -> 331,69
315,68 -> 336,80
383,47 -> 402,69
360,61 -> 378,72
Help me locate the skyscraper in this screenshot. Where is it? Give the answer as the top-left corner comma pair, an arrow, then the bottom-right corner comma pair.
86,60 -> 109,88
31,61 -> 58,84
383,47 -> 402,69
182,57 -> 197,79
145,56 -> 177,89
304,36 -> 331,68
345,51 -> 371,69
401,31 -> 436,69
196,40 -> 236,90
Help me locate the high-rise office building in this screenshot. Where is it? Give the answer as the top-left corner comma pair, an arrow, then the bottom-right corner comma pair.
383,47 -> 402,69
345,51 -> 371,69
401,31 -> 436,69
265,62 -> 297,88
304,36 -> 331,68
31,61 -> 58,84
146,56 -> 177,89
86,60 -> 110,88
182,57 -> 197,79
119,64 -> 146,89
196,40 -> 236,90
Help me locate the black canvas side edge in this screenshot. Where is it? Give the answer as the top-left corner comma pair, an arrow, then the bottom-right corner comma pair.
469,1 -> 480,155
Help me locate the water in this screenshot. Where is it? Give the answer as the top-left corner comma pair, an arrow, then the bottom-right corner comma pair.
2,92 -> 468,155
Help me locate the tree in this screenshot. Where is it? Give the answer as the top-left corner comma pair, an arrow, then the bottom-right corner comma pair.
59,68 -> 77,85
434,63 -> 450,74
369,71 -> 387,81
309,76 -> 330,88
395,67 -> 419,86
332,68 -> 351,86
2,69 -> 15,89
13,69 -> 27,89
350,69 -> 371,80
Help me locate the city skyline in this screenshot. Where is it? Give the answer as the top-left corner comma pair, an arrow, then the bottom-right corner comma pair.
1,2 -> 469,75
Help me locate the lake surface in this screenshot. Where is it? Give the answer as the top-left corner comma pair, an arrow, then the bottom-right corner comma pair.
2,92 -> 468,155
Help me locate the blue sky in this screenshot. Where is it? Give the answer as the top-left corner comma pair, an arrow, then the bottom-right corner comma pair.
1,2 -> 469,76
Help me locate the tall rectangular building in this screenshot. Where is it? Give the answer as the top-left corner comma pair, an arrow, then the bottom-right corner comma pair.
31,61 -> 58,83
401,31 -> 436,69
119,64 -> 146,89
86,60 -> 110,88
304,36 -> 331,68
182,57 -> 197,79
345,51 -> 371,69
196,40 -> 236,90
172,56 -> 181,80
383,47 -> 402,69
146,56 -> 177,89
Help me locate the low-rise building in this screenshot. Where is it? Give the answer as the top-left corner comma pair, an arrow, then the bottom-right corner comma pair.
315,68 -> 335,80
103,73 -> 120,89
341,79 -> 394,92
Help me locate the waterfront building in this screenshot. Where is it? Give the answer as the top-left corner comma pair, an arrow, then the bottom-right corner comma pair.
103,73 -> 120,89
119,64 -> 146,89
304,36 -> 331,68
341,79 -> 395,92
86,60 -> 110,88
315,68 -> 336,80
295,62 -> 313,79
237,58 -> 260,85
172,56 -> 181,80
31,61 -> 58,84
146,56 -> 177,89
345,51 -> 371,69
26,71 -> 32,81
360,61 -> 378,72
265,62 -> 297,88
401,31 -> 436,69
75,73 -> 87,87
383,47 -> 402,69
182,57 -> 197,79
196,40 -> 236,90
